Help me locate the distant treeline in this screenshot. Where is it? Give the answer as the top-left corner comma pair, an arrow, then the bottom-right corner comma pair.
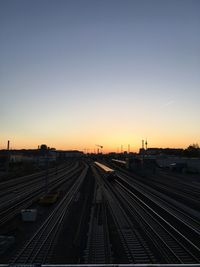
183,144 -> 200,157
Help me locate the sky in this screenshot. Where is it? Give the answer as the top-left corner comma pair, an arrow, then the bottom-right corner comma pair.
0,0 -> 200,152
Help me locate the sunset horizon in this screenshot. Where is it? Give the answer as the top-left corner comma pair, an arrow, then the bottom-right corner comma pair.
1,0 -> 199,154
0,138 -> 197,153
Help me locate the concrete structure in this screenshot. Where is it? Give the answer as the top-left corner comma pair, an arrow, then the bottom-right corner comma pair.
2,149 -> 57,166
156,156 -> 200,173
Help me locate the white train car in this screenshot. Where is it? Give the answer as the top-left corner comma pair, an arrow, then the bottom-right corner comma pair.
94,161 -> 116,181
112,159 -> 126,165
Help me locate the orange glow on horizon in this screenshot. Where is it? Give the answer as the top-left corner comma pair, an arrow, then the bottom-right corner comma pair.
0,135 -> 192,153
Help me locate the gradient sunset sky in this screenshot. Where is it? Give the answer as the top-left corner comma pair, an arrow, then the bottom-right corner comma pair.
1,0 -> 200,152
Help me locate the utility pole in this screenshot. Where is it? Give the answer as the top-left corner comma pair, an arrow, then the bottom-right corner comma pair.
6,140 -> 10,175
128,144 -> 130,154
145,139 -> 148,150
142,139 -> 145,162
45,149 -> 49,194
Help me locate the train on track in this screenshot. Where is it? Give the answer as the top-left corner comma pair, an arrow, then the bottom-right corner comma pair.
112,157 -> 144,170
94,161 -> 116,181
112,159 -> 126,165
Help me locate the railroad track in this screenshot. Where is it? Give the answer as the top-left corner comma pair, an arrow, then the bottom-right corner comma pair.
94,161 -> 200,263
116,171 -> 200,232
90,165 -> 157,263
109,159 -> 200,209
103,185 -> 157,263
112,178 -> 200,263
150,171 -> 200,202
0,162 -> 81,227
10,164 -> 89,264
0,163 -> 73,207
107,159 -> 200,217
0,162 -> 70,194
134,170 -> 200,207
83,168 -> 112,263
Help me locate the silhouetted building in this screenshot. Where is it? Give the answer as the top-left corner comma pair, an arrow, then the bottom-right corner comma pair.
140,148 -> 184,156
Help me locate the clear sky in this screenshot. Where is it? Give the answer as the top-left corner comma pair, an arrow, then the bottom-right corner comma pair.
0,0 -> 200,152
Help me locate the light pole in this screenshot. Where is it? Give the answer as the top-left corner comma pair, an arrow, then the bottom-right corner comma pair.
45,151 -> 49,194
6,140 -> 10,175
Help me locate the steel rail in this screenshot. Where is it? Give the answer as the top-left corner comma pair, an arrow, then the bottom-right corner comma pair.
106,160 -> 200,218
0,163 -> 73,199
0,162 -> 77,215
10,165 -> 88,264
0,162 -> 81,227
114,180 -> 200,263
83,175 -> 112,264
0,162 -> 70,192
92,165 -> 157,263
116,172 -> 200,238
136,173 -> 200,205
109,160 -> 200,205
104,186 -> 157,263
